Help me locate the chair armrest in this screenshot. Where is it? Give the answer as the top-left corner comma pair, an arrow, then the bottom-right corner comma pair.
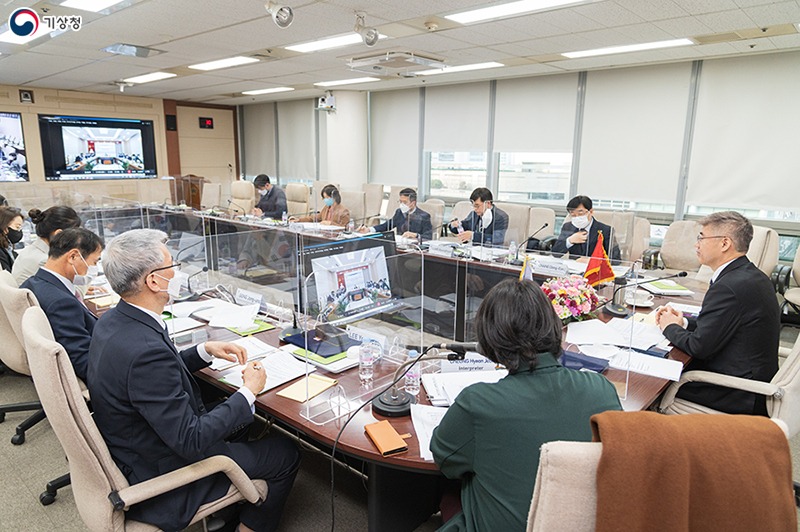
773,264 -> 792,295
641,248 -> 660,270
109,455 -> 263,511
539,235 -> 557,252
659,370 -> 782,412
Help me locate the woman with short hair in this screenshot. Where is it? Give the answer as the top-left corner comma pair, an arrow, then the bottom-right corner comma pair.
291,184 -> 350,227
431,278 -> 622,531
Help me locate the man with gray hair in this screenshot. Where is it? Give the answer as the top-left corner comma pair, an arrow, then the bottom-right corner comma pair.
88,229 -> 299,532
656,211 -> 779,415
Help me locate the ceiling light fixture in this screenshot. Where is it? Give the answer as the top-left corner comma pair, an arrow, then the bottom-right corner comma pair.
561,38 -> 694,58
0,25 -> 55,45
417,61 -> 505,75
113,81 -> 133,93
122,71 -> 177,84
446,0 -> 588,25
265,2 -> 293,29
354,13 -> 379,47
102,43 -> 163,58
242,87 -> 295,95
313,77 -> 380,87
188,56 -> 259,71
61,0 -> 125,12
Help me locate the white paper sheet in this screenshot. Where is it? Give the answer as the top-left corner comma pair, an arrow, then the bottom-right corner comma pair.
576,344 -> 622,360
606,318 -> 666,350
209,337 -> 280,371
218,349 -> 313,394
608,350 -> 682,381
566,320 -> 627,346
667,302 -> 703,315
411,404 -> 448,461
439,370 -> 508,404
208,303 -> 259,328
166,317 -> 204,335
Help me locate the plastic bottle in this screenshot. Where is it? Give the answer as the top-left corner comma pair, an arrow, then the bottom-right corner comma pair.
404,349 -> 421,396
347,219 -> 355,233
359,341 -> 378,384
281,211 -> 288,224
508,240 -> 517,262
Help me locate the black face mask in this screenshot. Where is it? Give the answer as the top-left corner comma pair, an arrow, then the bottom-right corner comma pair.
6,228 -> 22,244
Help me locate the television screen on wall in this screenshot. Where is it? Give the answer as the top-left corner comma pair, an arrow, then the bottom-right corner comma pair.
0,112 -> 29,182
38,114 -> 157,181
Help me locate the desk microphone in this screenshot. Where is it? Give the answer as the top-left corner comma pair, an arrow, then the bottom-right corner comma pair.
352,213 -> 382,228
186,266 -> 209,293
602,271 -> 688,318
404,342 -> 479,356
509,223 -> 550,266
175,238 -> 206,263
226,198 -> 248,216
279,310 -> 303,340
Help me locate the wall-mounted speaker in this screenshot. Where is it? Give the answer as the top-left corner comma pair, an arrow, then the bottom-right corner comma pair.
166,114 -> 177,131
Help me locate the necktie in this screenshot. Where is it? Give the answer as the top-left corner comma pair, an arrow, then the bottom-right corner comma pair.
709,279 -> 714,288
75,288 -> 86,307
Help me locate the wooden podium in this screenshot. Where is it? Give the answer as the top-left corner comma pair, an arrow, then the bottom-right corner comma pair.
170,174 -> 207,209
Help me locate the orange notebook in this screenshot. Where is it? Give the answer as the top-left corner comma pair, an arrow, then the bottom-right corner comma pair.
364,420 -> 409,457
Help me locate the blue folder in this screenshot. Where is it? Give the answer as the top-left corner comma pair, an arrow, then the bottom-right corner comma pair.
283,331 -> 360,358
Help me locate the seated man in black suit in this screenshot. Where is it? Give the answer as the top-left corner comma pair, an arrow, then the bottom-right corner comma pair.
88,229 -> 299,532
358,187 -> 433,240
21,228 -> 103,382
551,195 -> 621,263
656,211 -> 779,415
252,173 -> 288,220
448,187 -> 509,247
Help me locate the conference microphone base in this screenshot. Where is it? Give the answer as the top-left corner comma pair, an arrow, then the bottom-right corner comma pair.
279,326 -> 304,340
373,390 -> 414,417
508,258 -> 524,266
603,303 -> 631,318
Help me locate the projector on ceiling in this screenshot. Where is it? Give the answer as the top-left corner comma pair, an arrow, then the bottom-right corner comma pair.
347,51 -> 445,76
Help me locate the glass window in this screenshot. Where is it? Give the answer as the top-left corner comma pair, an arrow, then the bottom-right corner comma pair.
497,152 -> 571,205
428,151 -> 487,199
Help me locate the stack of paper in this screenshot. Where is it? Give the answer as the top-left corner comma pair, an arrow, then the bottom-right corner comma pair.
609,350 -> 682,381
410,404 -> 448,461
640,279 -> 694,296
209,337 -> 279,371
218,349 -> 312,394
421,370 -> 508,407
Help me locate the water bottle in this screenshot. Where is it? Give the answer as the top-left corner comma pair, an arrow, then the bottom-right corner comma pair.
281,211 -> 288,224
347,219 -> 355,233
456,220 -> 464,233
404,350 -> 421,396
359,341 -> 378,384
508,240 -> 517,262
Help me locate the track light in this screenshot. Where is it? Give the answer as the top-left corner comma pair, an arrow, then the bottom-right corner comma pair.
354,13 -> 379,47
265,2 -> 293,29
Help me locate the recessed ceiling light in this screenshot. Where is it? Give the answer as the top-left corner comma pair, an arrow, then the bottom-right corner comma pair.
242,87 -> 295,95
102,43 -> 163,58
61,0 -> 125,13
446,0 -> 588,24
122,72 -> 177,84
0,25 -> 55,45
286,32 -> 385,53
313,77 -> 380,87
188,56 -> 259,71
562,38 -> 694,58
417,62 -> 505,75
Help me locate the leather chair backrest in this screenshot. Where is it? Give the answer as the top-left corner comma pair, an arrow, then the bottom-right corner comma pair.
660,220 -> 701,271
418,199 -> 445,238
527,208 -> 556,241
748,225 -> 779,277
230,180 -> 255,215
496,202 -> 531,246
22,306 -> 132,532
592,210 -> 636,262
200,182 -> 222,209
285,183 -> 309,217
527,441 -> 600,532
341,189 -> 366,225
630,217 -> 651,264
451,201 -> 474,224
768,336 -> 800,439
0,271 -> 38,375
362,183 -> 384,222
388,185 -> 412,218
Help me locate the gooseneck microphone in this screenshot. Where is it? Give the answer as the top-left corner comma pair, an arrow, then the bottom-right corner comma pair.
175,238 -> 206,263
602,271 -> 688,318
226,198 -> 248,216
509,223 -> 550,266
186,266 -> 209,293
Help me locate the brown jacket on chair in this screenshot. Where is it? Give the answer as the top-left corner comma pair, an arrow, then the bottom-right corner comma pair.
298,203 -> 350,226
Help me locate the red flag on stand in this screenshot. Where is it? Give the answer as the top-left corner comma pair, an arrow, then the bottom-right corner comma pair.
584,231 -> 615,287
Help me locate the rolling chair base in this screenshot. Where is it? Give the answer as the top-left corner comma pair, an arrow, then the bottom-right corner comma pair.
40,473 -> 71,506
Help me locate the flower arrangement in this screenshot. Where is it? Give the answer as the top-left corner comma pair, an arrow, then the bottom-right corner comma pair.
540,275 -> 600,323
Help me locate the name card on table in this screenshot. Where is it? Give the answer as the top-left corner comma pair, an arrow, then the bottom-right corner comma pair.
441,352 -> 498,373
346,325 -> 387,353
529,257 -> 569,277
235,288 -> 263,308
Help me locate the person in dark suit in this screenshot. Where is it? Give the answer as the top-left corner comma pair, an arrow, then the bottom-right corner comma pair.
252,173 -> 288,220
88,229 -> 299,532
448,187 -> 509,246
358,187 -> 433,240
551,195 -> 621,263
21,228 -> 103,382
0,206 -> 23,273
656,211 -> 780,415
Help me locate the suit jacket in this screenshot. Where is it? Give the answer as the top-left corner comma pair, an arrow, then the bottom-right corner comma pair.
0,245 -> 15,272
21,269 -> 96,381
450,207 -> 509,246
552,219 -> 621,263
374,207 -> 433,240
87,300 -> 253,530
663,256 -> 780,415
298,202 -> 351,226
255,186 -> 288,219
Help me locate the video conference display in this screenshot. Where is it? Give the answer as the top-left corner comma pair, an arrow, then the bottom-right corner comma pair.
0,112 -> 28,182
39,114 -> 157,181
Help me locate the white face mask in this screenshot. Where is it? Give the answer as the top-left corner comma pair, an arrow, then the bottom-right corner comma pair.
571,215 -> 590,229
155,270 -> 188,299
72,254 -> 98,286
481,207 -> 493,228
258,188 -> 268,197
399,203 -> 410,214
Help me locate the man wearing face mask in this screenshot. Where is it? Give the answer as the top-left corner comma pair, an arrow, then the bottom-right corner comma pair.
21,228 -> 104,382
88,229 -> 300,532
358,187 -> 433,240
251,173 -> 288,220
552,195 -> 621,264
449,188 -> 509,247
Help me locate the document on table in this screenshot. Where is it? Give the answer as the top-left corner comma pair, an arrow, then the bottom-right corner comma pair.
606,318 -> 666,350
208,303 -> 259,329
218,349 -> 312,394
169,299 -> 234,319
411,404 -> 448,461
166,317 -> 204,336
209,337 -> 280,371
609,350 -> 682,381
667,302 -> 702,315
577,344 -> 622,360
421,370 -> 507,406
566,320 -> 627,346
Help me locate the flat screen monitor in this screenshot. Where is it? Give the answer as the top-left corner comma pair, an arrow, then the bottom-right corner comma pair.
38,114 -> 157,181
0,112 -> 28,182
